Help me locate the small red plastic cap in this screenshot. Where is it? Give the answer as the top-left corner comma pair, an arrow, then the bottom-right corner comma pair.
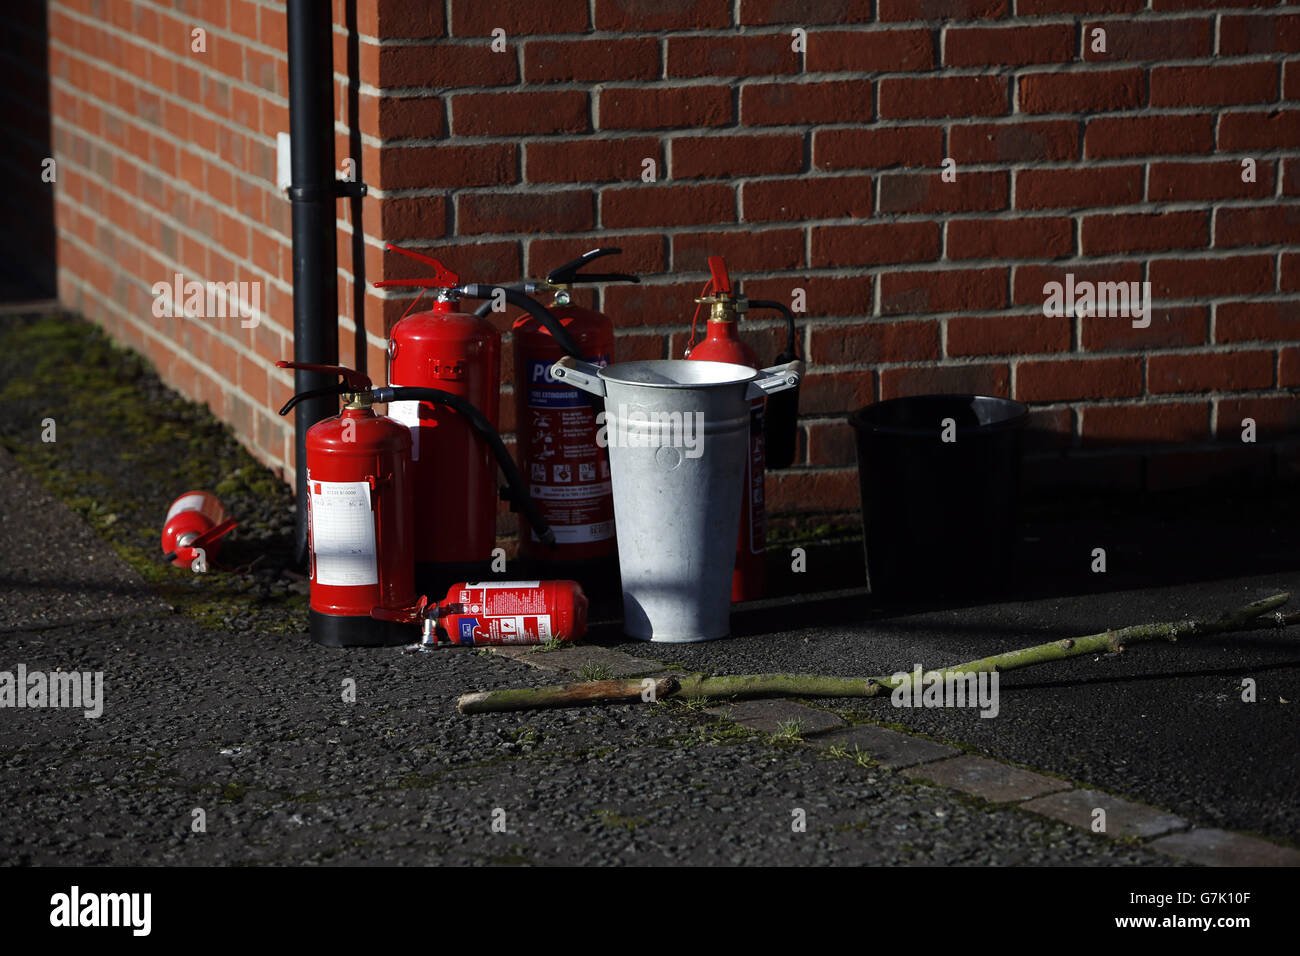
275,360 -> 371,392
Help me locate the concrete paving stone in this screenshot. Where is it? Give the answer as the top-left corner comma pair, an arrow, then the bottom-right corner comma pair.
904,755 -> 1071,804
706,699 -> 845,735
1150,828 -> 1300,867
1021,788 -> 1188,840
811,723 -> 959,768
510,644 -> 665,678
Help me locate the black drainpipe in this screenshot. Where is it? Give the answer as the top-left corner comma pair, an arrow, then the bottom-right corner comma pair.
285,0 -> 366,564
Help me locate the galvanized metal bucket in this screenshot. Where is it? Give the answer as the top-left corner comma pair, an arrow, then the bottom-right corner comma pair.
551,356 -> 802,642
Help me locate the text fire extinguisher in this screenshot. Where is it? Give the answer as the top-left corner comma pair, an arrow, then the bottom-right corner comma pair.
275,361 -> 554,647
684,256 -> 801,603
474,248 -> 638,567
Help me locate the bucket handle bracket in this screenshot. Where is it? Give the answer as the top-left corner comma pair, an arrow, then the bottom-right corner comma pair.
747,360 -> 804,400
550,356 -> 607,397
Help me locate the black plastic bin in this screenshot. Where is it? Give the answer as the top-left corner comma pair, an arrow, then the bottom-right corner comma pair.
847,394 -> 1028,600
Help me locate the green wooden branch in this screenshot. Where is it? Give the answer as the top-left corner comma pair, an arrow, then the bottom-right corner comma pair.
456,592 -> 1292,715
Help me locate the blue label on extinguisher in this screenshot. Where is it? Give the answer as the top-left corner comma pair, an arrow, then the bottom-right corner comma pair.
458,617 -> 480,644
526,356 -> 608,408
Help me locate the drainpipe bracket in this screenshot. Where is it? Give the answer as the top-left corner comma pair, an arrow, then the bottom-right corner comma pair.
287,180 -> 369,202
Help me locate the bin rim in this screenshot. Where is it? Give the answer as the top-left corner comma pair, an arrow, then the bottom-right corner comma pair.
847,393 -> 1029,436
597,358 -> 760,390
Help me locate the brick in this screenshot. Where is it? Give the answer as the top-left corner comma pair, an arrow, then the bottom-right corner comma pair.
450,0 -> 588,35
811,222 -> 941,267
949,120 -> 1078,163
458,191 -> 593,235
525,137 -> 661,184
602,183 -> 734,228
1151,829 -> 1300,867
595,0 -> 731,30
668,34 -> 798,77
1287,160 -> 1300,196
598,86 -> 732,130
359,94 -> 445,140
878,0 -> 1008,19
1148,351 -> 1274,394
742,176 -> 872,222
366,43 -> 518,88
360,0 -> 445,37
1082,17 -> 1213,61
742,80 -> 874,126
673,228 -> 804,272
1082,306 -> 1207,351
767,469 -> 860,513
525,38 -> 659,83
1019,69 -> 1145,113
1149,255 -> 1273,299
799,369 -> 876,414
1219,110 -> 1300,151
671,133 -> 803,179
377,143 -> 516,190
451,91 -> 587,136
1084,114 -> 1214,158
946,24 -> 1074,66
1016,357 -> 1142,402
743,275 -> 874,317
905,756 -> 1069,803
947,216 -> 1072,259
811,724 -> 958,768
1151,63 -> 1277,107
1021,789 -> 1188,839
1216,300 -> 1300,343
1021,0 -> 1142,10
814,126 -> 944,171
1285,253 -> 1300,291
369,195 -> 448,241
881,267 -> 1007,314
948,314 -> 1071,355
602,281 -> 708,327
1150,160 -> 1276,202
879,75 -> 1007,118
1016,165 -> 1143,210
807,28 -> 933,72
879,171 -> 1008,213
809,321 -> 940,363
1082,402 -> 1209,445
1220,14 -> 1300,54
1214,205 -> 1300,248
1081,211 -> 1207,255
1217,396 -> 1300,439
740,0 -> 872,24
706,699 -> 845,734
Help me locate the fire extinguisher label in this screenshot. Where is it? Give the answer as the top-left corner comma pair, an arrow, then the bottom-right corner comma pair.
387,400 -> 421,461
309,480 -> 379,587
524,355 -> 615,544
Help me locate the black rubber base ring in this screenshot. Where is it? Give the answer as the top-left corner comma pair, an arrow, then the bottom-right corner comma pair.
309,609 -> 413,648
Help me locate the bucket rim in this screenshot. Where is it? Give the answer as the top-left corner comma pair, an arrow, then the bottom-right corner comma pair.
597,358 -> 760,389
846,393 -> 1029,435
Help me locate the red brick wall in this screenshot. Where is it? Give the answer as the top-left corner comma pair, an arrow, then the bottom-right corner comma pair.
35,0 -> 1300,517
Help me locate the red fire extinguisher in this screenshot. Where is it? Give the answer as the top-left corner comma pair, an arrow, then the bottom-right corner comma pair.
432,580 -> 588,646
684,256 -> 802,603
161,491 -> 237,571
487,248 -> 637,567
276,361 -> 557,647
376,244 -> 588,589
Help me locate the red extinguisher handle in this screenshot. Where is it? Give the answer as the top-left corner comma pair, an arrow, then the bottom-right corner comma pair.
374,243 -> 460,288
707,256 -> 732,296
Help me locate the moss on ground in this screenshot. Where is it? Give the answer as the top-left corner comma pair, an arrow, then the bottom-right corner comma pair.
0,310 -> 306,634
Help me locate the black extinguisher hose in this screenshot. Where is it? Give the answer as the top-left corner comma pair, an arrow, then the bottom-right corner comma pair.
374,385 -> 558,550
458,283 -> 585,359
747,300 -> 801,471
470,283 -> 527,319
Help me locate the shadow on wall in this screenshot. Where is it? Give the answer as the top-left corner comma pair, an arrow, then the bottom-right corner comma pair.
0,2 -> 55,303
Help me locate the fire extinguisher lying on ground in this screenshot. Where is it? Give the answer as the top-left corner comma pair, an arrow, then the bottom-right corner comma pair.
472,248 -> 638,576
403,579 -> 589,648
161,491 -> 238,571
275,360 -> 555,647
374,244 -> 590,594
684,256 -> 802,603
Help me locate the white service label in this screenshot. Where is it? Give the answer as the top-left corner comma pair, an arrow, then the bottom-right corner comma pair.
387,400 -> 421,461
165,493 -> 208,522
310,480 -> 378,587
